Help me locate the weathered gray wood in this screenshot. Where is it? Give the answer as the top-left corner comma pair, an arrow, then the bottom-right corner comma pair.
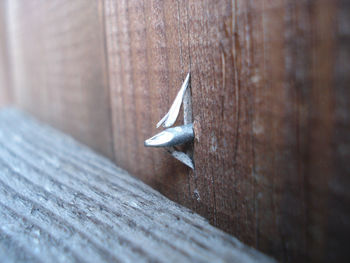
0,108 -> 274,263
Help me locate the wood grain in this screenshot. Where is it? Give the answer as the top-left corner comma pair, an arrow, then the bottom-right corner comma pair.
0,0 -> 11,107
1,0 -> 349,262
104,0 -> 350,262
0,108 -> 274,263
104,0 -> 192,207
6,0 -> 114,158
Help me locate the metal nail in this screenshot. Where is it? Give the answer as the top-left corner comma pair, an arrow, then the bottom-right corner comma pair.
156,73 -> 190,128
144,123 -> 194,148
168,149 -> 194,169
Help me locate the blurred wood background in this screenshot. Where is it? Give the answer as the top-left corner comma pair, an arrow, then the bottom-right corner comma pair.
0,1 -> 11,106
1,0 -> 349,262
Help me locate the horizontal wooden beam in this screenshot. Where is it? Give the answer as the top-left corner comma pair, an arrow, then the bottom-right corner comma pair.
0,108 -> 274,263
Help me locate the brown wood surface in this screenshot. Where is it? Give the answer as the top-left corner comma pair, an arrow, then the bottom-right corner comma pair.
2,0 -> 349,262
5,0 -> 114,158
104,0 -> 192,207
0,0 -> 11,106
104,1 -> 350,262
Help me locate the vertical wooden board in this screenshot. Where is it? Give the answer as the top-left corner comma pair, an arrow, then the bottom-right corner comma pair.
6,0 -> 114,158
0,0 -> 11,106
104,0 -> 192,206
105,0 -> 349,262
326,1 -> 350,262
4,0 -> 345,261
0,0 -> 348,261
188,0 -> 349,262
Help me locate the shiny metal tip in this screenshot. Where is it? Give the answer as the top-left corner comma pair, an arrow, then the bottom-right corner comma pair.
144,123 -> 194,148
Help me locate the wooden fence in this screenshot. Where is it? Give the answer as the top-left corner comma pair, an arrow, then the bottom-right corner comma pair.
0,0 -> 349,262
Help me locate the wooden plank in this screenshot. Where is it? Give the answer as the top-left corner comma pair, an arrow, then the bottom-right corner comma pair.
104,0 -> 350,262
0,0 -> 11,107
6,0 -> 114,158
2,0 -> 349,261
0,108 -> 274,263
104,0 -> 192,206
